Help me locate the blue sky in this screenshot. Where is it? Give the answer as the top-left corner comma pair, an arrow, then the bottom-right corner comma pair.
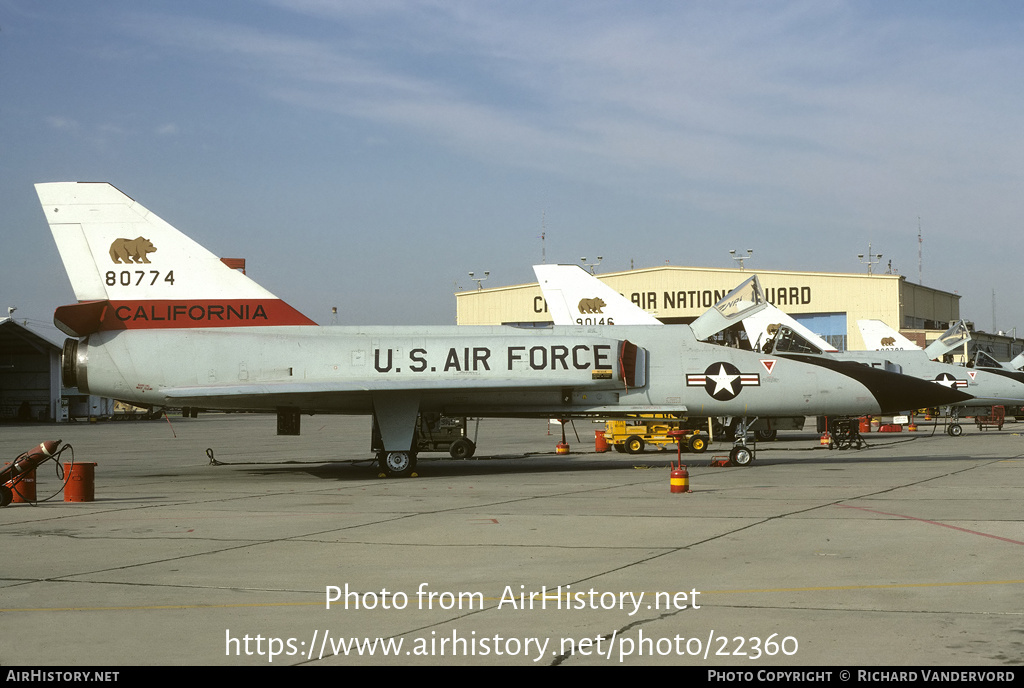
3,1 -> 1023,338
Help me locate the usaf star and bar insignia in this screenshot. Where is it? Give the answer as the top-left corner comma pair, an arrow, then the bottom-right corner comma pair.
933,372 -> 968,389
687,361 -> 768,401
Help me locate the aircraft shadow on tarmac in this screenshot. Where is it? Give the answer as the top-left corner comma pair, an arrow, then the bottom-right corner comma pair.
241,454 -> 673,480
753,451 -> 1014,466
232,432 -> 1020,480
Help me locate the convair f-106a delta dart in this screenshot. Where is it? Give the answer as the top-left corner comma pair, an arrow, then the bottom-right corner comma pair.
38,182 -> 972,475
535,264 -> 1024,447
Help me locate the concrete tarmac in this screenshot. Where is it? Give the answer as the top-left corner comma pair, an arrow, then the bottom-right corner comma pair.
1,414 -> 1022,667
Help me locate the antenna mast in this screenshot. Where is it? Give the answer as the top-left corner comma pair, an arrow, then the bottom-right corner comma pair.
918,217 -> 923,285
992,288 -> 997,333
540,209 -> 547,264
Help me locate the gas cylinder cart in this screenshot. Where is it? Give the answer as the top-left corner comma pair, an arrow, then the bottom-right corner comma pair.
1,440 -> 73,507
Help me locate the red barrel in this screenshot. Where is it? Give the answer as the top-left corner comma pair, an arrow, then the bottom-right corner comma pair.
64,462 -> 97,502
595,430 -> 609,452
4,464 -> 36,503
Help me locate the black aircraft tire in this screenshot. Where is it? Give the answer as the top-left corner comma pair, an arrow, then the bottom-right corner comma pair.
948,424 -> 963,437
729,446 -> 753,467
0,485 -> 12,507
380,451 -> 417,478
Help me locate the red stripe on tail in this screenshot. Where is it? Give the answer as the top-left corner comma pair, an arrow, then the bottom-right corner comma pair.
55,299 -> 316,335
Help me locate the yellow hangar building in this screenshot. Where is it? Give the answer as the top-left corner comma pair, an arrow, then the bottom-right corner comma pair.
456,265 -> 972,354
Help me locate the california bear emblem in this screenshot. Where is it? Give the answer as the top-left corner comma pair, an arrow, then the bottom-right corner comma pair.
109,237 -> 157,264
880,336 -> 896,346
577,297 -> 606,314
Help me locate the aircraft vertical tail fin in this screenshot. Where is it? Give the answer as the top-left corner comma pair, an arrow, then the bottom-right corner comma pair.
36,182 -> 316,336
857,320 -> 919,352
532,264 -> 661,325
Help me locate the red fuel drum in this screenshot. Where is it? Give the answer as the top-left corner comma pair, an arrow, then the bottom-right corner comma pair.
64,462 -> 98,502
4,467 -> 36,502
670,465 -> 690,493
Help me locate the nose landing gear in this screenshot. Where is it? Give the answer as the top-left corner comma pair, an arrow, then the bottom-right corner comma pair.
728,416 -> 757,466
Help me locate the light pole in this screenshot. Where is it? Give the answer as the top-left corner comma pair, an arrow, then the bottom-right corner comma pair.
580,256 -> 603,275
858,244 -> 883,276
729,249 -> 753,270
468,271 -> 489,290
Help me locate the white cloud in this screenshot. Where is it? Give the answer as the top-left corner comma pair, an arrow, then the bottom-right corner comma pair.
45,116 -> 79,131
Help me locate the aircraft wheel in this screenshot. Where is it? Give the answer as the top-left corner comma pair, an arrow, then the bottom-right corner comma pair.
756,428 -> 777,441
380,451 -> 417,478
729,446 -> 753,466
688,434 -> 708,453
0,485 -> 12,507
625,437 -> 645,454
449,438 -> 475,460
948,424 -> 963,437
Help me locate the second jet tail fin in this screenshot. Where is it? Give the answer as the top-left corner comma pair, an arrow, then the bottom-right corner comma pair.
857,319 -> 920,352
532,264 -> 661,326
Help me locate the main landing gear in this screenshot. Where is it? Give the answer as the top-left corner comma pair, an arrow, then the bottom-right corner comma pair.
727,416 -> 757,466
378,450 -> 417,478
371,391 -> 421,478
